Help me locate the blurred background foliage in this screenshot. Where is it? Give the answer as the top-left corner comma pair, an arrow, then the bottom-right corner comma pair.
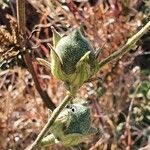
0,0 -> 149,150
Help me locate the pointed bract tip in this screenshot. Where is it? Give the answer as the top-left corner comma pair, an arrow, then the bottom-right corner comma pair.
51,26 -> 61,47
51,26 -> 59,36
36,57 -> 51,70
47,43 -> 54,50
51,26 -> 55,31
79,24 -> 85,36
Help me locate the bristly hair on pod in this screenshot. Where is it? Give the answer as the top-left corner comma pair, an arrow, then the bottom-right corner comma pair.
37,26 -> 100,93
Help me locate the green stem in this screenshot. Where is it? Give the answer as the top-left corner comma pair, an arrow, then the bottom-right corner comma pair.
27,93 -> 74,150
98,21 -> 150,68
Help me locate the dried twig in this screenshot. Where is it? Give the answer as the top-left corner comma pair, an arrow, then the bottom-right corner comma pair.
125,81 -> 141,150
16,0 -> 56,110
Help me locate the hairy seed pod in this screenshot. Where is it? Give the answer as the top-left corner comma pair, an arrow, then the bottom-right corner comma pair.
40,102 -> 97,147
37,27 -> 99,93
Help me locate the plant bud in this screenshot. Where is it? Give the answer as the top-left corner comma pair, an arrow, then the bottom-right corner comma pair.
40,102 -> 97,147
37,27 -> 99,92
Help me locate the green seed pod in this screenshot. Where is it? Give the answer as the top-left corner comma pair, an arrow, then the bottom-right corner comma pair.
55,29 -> 95,74
37,27 -> 99,93
40,102 -> 97,147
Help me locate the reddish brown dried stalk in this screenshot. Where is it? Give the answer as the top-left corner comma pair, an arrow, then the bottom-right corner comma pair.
16,0 -> 55,110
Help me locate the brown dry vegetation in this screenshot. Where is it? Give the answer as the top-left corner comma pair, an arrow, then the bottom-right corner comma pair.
0,0 -> 150,150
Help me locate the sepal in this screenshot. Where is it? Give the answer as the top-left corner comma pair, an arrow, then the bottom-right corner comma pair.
36,58 -> 51,70
51,26 -> 61,48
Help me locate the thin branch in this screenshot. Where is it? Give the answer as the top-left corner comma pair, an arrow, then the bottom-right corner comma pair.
16,0 -> 56,110
125,81 -> 141,150
27,93 -> 74,150
98,21 -> 150,68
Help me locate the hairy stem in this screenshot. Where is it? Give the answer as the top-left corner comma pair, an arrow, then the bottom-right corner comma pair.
98,21 -> 150,68
27,93 -> 74,150
16,0 -> 56,110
